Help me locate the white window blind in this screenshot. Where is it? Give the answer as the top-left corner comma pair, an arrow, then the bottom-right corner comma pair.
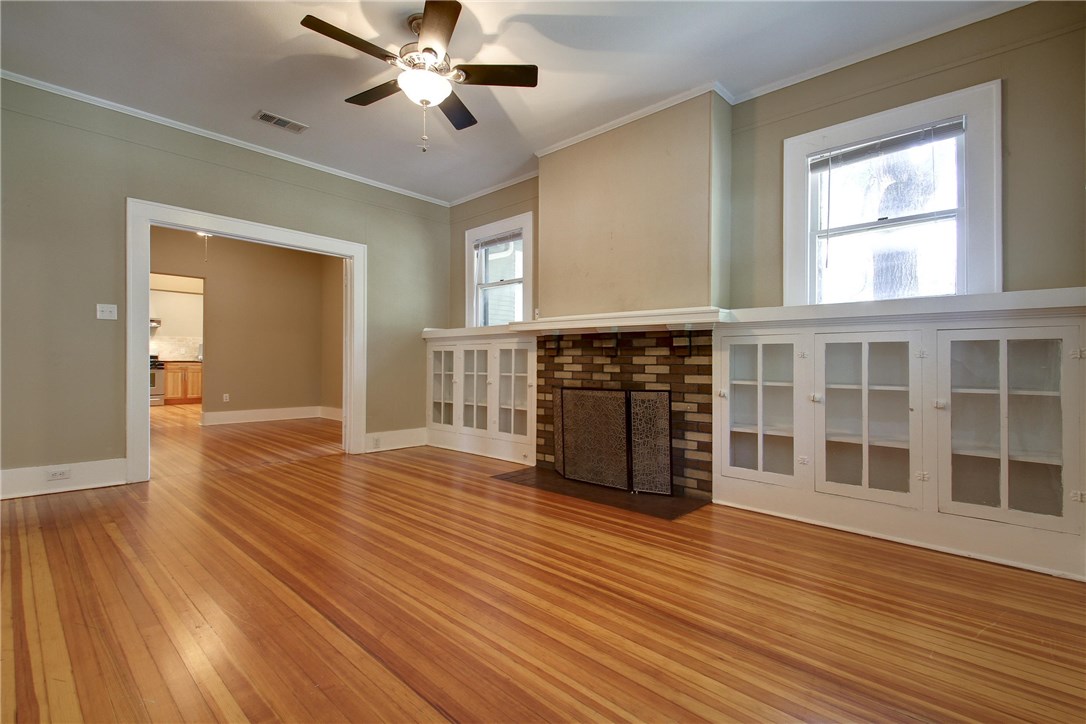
809,117 -> 965,174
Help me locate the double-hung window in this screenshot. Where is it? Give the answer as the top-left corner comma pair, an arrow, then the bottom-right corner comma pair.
783,81 -> 1001,306
465,212 -> 533,327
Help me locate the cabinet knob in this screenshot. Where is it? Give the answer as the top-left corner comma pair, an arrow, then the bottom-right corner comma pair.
809,393 -> 823,403
933,399 -> 946,409
718,390 -> 726,398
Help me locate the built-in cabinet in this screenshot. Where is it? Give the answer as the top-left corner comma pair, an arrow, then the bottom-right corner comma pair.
713,294 -> 1085,577
425,334 -> 536,464
718,331 -> 924,507
814,331 -> 923,507
720,335 -> 809,487
937,327 -> 1077,532
717,322 -> 1079,527
164,361 -> 202,404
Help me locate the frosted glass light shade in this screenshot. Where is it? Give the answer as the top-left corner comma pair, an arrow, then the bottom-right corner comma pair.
398,68 -> 452,106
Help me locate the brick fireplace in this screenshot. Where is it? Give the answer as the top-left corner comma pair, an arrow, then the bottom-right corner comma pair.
536,330 -> 713,498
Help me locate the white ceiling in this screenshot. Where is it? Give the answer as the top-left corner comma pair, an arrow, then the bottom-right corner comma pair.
1,1 -> 1023,205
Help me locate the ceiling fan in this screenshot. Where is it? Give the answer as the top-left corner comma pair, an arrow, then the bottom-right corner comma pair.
301,0 -> 538,131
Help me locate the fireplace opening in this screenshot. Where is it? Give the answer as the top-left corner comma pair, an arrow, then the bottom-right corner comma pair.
555,388 -> 672,495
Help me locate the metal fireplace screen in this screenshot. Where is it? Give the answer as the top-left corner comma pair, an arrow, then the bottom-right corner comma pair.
556,388 -> 672,495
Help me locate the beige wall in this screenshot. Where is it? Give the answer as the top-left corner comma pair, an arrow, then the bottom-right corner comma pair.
149,290 -> 203,338
1,79 -> 449,469
321,256 -> 344,410
729,1 -> 1086,308
538,94 -> 716,317
150,273 -> 203,294
448,178 -> 538,327
151,227 -> 340,413
709,93 -> 732,309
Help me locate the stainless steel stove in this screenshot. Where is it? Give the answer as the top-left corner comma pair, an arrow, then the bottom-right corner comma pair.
150,355 -> 165,406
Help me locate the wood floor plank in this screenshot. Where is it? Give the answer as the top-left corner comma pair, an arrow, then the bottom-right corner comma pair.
38,493 -> 148,721
3,405 -> 1084,722
0,505 -> 16,724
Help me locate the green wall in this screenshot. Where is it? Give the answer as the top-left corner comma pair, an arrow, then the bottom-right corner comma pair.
1,80 -> 450,469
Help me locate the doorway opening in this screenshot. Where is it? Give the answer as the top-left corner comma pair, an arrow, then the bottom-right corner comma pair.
149,272 -> 205,409
126,199 -> 367,484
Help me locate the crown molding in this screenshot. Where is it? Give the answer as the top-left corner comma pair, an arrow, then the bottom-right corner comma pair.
448,170 -> 539,207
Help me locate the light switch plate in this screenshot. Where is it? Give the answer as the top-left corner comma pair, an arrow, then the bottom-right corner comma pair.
96,303 -> 118,320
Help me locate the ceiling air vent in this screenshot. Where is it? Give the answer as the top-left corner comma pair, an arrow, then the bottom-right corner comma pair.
254,110 -> 309,134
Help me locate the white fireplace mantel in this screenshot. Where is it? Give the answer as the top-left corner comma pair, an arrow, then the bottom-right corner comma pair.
422,288 -> 1086,341
511,306 -> 727,334
422,306 -> 726,340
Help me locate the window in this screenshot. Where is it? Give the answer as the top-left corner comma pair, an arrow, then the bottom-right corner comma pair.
465,212 -> 533,327
783,81 -> 1001,306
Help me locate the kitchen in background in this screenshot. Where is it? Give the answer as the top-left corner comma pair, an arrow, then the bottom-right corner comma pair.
150,272 -> 204,406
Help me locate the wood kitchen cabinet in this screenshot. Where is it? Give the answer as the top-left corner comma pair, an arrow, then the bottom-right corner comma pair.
164,362 -> 202,404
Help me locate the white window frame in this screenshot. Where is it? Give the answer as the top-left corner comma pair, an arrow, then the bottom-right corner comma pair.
465,212 -> 533,327
782,81 -> 1002,306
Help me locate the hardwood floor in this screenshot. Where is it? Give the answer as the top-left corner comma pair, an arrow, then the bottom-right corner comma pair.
3,405 -> 1084,722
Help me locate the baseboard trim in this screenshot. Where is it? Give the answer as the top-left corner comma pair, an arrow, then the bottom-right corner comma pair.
201,407 -> 323,426
319,406 -> 343,421
712,499 -> 1086,582
1,458 -> 130,500
366,428 -> 427,452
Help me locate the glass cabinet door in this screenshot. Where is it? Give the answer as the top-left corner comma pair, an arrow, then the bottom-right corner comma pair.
430,348 -> 455,426
461,348 -> 489,432
815,331 -> 921,506
720,335 -> 806,486
497,345 -> 531,438
938,327 -> 1076,531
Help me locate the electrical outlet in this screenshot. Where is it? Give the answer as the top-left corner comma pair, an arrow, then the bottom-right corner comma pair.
373,436 -> 381,449
222,393 -> 230,402
47,468 -> 71,482
96,303 -> 118,320
1071,491 -> 1085,503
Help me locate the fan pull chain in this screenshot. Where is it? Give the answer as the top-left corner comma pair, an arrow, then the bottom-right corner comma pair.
418,103 -> 430,153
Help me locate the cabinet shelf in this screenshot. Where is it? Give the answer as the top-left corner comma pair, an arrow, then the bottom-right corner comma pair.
732,379 -> 794,387
825,384 -> 912,390
824,431 -> 910,449
951,448 -> 1062,465
953,387 -> 1060,396
731,424 -> 795,437
825,383 -> 910,391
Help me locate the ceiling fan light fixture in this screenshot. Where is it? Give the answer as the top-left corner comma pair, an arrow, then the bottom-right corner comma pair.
398,68 -> 452,107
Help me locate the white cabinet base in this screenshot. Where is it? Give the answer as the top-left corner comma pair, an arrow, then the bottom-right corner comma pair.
427,428 -> 535,466
714,479 -> 1083,580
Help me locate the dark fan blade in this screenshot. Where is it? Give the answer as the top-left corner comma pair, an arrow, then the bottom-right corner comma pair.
345,79 -> 401,106
457,64 -> 538,87
418,0 -> 461,60
301,15 -> 397,63
438,91 -> 477,130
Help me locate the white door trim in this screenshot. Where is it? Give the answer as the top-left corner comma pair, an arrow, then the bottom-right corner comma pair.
125,198 -> 367,483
